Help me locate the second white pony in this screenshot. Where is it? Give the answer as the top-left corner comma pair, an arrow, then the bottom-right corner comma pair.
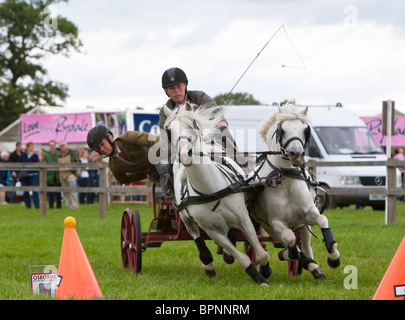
249,105 -> 340,278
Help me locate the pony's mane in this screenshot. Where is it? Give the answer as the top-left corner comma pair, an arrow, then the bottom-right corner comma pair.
258,104 -> 310,141
164,103 -> 225,152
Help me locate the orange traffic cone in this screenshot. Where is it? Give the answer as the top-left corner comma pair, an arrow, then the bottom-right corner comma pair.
373,235 -> 405,300
55,216 -> 103,300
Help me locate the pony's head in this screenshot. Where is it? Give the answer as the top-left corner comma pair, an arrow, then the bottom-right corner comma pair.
164,103 -> 224,166
259,104 -> 310,167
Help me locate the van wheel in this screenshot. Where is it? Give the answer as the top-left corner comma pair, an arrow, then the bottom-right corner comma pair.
320,185 -> 337,209
372,204 -> 385,211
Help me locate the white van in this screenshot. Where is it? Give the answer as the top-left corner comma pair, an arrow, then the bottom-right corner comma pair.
223,104 -> 392,210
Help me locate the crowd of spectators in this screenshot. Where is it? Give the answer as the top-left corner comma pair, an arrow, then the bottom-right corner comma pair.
0,141 -> 102,209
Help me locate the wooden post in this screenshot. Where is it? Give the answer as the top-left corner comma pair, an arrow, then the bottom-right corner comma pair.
386,158 -> 397,224
39,167 -> 47,217
384,100 -> 397,224
98,166 -> 107,219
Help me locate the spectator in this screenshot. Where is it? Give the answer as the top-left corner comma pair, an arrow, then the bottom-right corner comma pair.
394,147 -> 405,202
19,142 -> 40,209
78,148 -> 93,204
43,140 -> 62,209
58,141 -> 79,209
89,151 -> 102,202
8,142 -> 22,185
394,147 -> 405,161
9,142 -> 22,162
0,151 -> 10,204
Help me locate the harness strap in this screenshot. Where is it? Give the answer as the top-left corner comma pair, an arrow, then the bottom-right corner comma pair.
177,151 -> 248,213
197,152 -> 246,183
186,181 -> 244,212
246,155 -> 328,217
252,156 -> 318,189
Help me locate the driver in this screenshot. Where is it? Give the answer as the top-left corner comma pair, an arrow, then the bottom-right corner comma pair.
159,67 -> 238,156
159,67 -> 227,129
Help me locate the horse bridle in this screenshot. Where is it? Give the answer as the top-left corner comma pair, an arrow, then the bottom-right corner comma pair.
166,119 -> 201,167
274,120 -> 311,160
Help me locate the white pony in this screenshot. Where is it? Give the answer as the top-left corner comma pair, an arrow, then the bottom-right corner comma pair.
249,105 -> 340,278
164,103 -> 271,285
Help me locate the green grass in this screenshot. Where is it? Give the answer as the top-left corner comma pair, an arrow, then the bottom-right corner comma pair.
1,201 -> 404,300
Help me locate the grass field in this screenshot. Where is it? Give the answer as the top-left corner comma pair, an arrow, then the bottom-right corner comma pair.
1,200 -> 404,300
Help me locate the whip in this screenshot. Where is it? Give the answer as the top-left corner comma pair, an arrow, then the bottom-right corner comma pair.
221,24 -> 306,105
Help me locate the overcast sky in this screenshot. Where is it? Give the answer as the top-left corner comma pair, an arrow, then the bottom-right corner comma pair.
44,0 -> 405,116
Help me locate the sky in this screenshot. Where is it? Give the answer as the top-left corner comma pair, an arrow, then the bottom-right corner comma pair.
43,0 -> 405,117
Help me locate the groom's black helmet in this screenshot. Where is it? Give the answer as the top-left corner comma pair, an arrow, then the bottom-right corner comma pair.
87,125 -> 113,151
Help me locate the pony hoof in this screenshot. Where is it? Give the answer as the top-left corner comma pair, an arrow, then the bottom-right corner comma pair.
203,262 -> 216,277
311,267 -> 326,280
216,245 -> 223,255
204,269 -> 217,277
260,262 -> 272,279
278,249 -> 287,261
327,257 -> 340,268
223,252 -> 235,264
251,273 -> 268,285
256,275 -> 269,285
246,264 -> 269,285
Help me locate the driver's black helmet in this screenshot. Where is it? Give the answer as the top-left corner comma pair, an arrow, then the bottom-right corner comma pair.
162,67 -> 188,88
87,125 -> 113,151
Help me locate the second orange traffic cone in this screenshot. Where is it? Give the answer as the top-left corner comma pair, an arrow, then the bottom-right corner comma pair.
55,216 -> 103,300
373,235 -> 405,300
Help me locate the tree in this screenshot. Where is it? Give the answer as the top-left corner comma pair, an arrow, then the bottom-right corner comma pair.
0,0 -> 82,130
213,92 -> 261,105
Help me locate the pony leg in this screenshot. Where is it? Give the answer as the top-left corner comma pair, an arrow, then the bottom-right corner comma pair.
194,237 -> 216,277
308,211 -> 340,269
299,253 -> 326,279
237,219 -> 271,279
180,212 -> 216,276
207,231 -> 268,285
321,227 -> 340,268
298,227 -> 325,279
298,226 -> 313,259
217,230 -> 236,265
271,220 -> 300,261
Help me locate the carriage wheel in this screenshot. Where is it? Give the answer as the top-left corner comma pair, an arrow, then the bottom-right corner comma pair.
121,209 -> 142,273
121,210 -> 130,269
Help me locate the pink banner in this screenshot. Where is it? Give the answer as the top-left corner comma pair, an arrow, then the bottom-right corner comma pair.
361,116 -> 405,147
21,113 -> 92,144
